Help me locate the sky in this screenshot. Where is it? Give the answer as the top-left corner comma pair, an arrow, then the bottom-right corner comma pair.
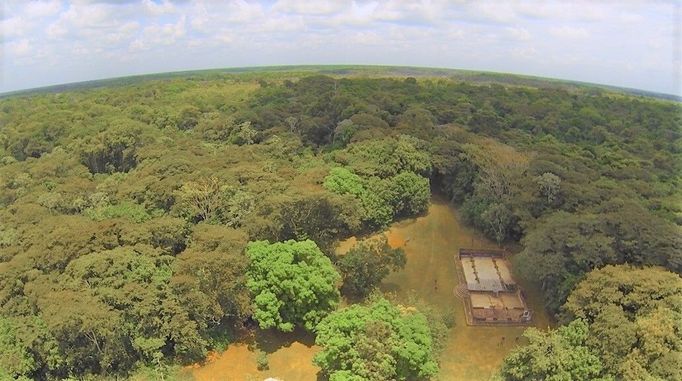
1,0 -> 680,95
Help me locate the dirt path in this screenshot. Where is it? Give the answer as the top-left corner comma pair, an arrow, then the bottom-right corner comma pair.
183,329 -> 320,381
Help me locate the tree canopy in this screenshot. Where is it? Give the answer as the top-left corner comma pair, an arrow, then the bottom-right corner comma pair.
246,239 -> 341,332
499,319 -> 609,381
563,265 -> 682,381
501,265 -> 682,381
337,237 -> 406,298
0,68 -> 679,380
314,297 -> 439,381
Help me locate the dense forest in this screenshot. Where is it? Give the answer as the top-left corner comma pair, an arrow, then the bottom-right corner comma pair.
0,69 -> 680,381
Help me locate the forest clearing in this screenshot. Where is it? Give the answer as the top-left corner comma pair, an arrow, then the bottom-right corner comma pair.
185,197 -> 552,381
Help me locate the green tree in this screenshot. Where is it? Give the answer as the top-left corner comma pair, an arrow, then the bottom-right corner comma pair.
37,290 -> 130,375
481,202 -> 513,245
174,177 -> 254,226
499,319 -> 610,381
324,167 -> 430,229
563,265 -> 682,380
177,105 -> 201,130
314,297 -> 438,381
535,172 -> 561,204
332,119 -> 357,147
338,238 -> 406,298
252,191 -> 362,251
323,167 -> 393,229
597,200 -> 682,272
336,136 -> 432,179
517,205 -> 682,314
1,66 -> 681,381
174,177 -> 222,222
84,200 -> 151,222
246,239 -> 341,332
323,167 -> 365,197
173,224 -> 251,329
54,246 -> 211,369
231,121 -> 258,145
393,135 -> 432,177
0,317 -> 36,380
358,183 -> 395,229
386,171 -> 431,216
515,212 -> 617,313
78,119 -> 150,174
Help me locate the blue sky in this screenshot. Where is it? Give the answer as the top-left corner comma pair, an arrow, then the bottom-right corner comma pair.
1,0 -> 680,95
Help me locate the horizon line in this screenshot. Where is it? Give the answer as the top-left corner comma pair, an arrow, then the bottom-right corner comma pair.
2,64 -> 680,101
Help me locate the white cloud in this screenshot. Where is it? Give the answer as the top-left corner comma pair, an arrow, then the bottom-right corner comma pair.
272,0 -> 350,15
105,21 -> 140,44
46,2 -> 131,41
1,0 -> 61,43
0,0 -> 679,95
216,31 -> 234,44
189,0 -> 265,32
445,26 -> 465,40
143,0 -> 177,16
509,46 -> 539,59
549,26 -> 590,39
467,2 -> 519,24
8,38 -> 31,56
0,16 -> 29,40
129,15 -> 186,52
348,31 -> 382,46
372,1 -> 449,24
23,0 -> 61,19
505,27 -> 531,41
46,20 -> 68,40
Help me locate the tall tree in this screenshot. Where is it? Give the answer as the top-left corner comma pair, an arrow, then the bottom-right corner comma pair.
337,237 -> 406,298
314,297 -> 438,381
563,265 -> 682,381
499,319 -> 609,381
246,239 -> 341,332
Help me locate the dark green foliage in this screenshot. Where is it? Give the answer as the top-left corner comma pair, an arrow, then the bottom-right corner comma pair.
386,171 -> 431,216
314,297 -> 439,381
78,119 -> 150,174
61,247 -> 209,361
338,238 -> 406,298
515,205 -> 681,314
324,137 -> 432,230
172,224 -> 251,328
0,316 -> 36,380
84,200 -> 152,222
250,191 -> 362,252
177,105 -> 200,130
255,349 -> 269,371
514,212 -> 618,313
0,245 -> 214,379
